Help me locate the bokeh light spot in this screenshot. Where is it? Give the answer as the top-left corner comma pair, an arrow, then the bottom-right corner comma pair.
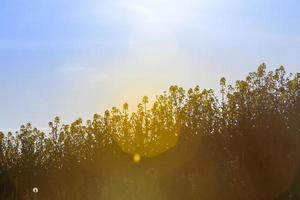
133,153 -> 141,163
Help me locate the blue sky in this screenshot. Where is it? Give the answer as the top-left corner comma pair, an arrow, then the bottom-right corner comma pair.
0,0 -> 300,131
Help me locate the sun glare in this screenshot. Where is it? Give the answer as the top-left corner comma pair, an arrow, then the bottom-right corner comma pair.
118,0 -> 195,29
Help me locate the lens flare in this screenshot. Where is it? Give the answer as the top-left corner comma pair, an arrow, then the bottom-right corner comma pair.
133,153 -> 141,163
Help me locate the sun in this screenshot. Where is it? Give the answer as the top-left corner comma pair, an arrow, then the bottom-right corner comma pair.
117,0 -> 195,29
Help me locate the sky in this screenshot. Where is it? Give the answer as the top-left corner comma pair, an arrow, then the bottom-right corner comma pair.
0,0 -> 300,131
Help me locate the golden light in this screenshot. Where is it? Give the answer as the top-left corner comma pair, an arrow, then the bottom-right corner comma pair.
133,153 -> 141,163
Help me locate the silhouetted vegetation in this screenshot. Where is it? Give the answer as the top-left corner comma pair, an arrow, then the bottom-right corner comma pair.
0,64 -> 299,199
